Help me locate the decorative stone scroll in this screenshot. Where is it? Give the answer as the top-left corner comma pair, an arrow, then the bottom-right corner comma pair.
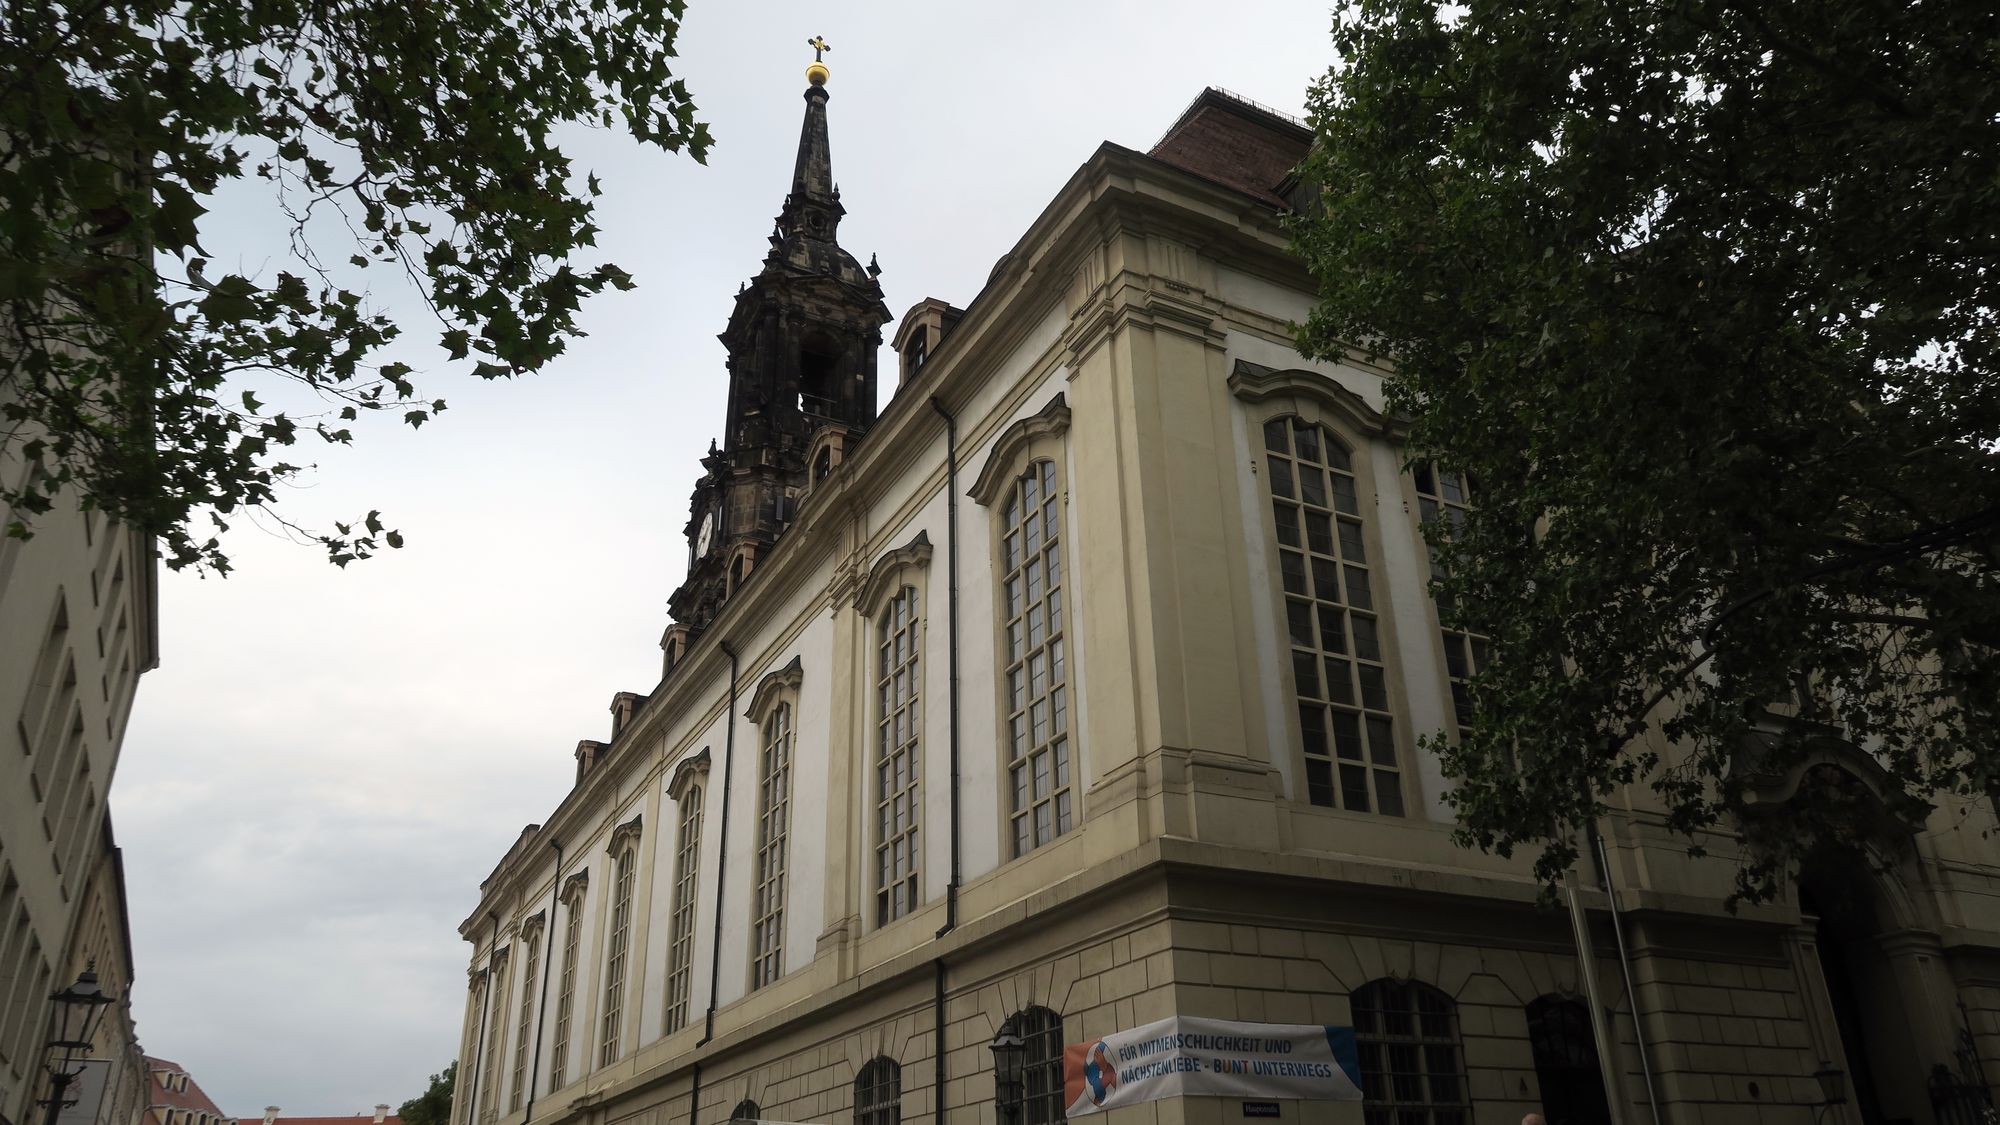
668,748 -> 712,801
1226,359 -> 1404,439
559,868 -> 590,908
968,395 -> 1071,507
854,530 -> 933,614
745,655 -> 804,722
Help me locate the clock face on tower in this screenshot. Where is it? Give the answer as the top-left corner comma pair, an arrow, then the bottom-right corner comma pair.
696,509 -> 717,558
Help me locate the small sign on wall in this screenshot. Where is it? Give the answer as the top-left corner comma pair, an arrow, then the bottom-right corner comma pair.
1242,1102 -> 1283,1118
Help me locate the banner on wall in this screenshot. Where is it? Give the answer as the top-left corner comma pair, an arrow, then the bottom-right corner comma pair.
1061,1015 -> 1364,1117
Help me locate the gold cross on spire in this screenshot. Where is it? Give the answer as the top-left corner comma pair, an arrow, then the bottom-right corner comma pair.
807,35 -> 830,62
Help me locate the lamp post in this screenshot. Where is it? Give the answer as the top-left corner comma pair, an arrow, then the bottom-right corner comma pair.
1812,1063 -> 1849,1125
38,963 -> 114,1125
990,1025 -> 1025,1124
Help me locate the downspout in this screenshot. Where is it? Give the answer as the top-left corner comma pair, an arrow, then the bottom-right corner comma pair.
466,913 -> 499,1125
1591,821 -> 1664,1125
700,641 -> 740,1047
928,395 -> 963,936
689,1063 -> 702,1125
523,837 -> 564,1125
928,397 -> 962,1125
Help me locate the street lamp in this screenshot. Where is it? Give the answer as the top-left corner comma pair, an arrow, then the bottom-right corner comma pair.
38,963 -> 114,1125
990,1024 -> 1026,1124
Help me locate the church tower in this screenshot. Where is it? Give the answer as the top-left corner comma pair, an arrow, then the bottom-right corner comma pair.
669,41 -> 892,639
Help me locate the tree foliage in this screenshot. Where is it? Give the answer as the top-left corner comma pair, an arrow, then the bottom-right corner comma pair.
1,0 -> 710,569
398,1061 -> 455,1125
1293,0 -> 2000,900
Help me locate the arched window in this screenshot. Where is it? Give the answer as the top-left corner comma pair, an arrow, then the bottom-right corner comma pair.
752,702 -> 794,989
599,840 -> 637,1065
1262,415 -> 1403,815
996,1006 -> 1066,1125
730,1100 -> 761,1125
1001,460 -> 1073,855
1526,995 -> 1611,1125
876,586 -> 923,923
509,917 -> 544,1110
1412,463 -> 1486,741
549,874 -> 587,1090
1351,979 -> 1469,1125
856,1057 -> 902,1125
480,946 -> 509,1114
664,783 -> 704,1034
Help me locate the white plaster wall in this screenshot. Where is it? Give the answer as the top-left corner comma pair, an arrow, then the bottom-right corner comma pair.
1216,266 -> 1320,333
781,609 -> 834,978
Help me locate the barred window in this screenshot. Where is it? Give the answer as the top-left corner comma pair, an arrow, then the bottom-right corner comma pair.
509,932 -> 540,1110
876,587 -> 922,924
1001,460 -> 1073,855
1263,416 -> 1403,815
1527,995 -> 1611,1125
1352,978 -> 1469,1125
598,848 -> 635,1065
1413,463 -> 1486,739
998,1006 -> 1066,1125
751,703 -> 793,989
856,1056 -> 902,1125
664,786 -> 703,1033
730,1101 -> 760,1124
549,903 -> 583,1090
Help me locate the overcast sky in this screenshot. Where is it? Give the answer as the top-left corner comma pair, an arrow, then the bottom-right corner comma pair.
112,2 -> 1339,1114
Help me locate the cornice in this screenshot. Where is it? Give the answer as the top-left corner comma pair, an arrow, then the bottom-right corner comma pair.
853,531 -> 933,615
606,813 -> 644,856
967,395 -> 1072,507
745,655 -> 804,722
1226,359 -> 1406,439
667,747 -> 712,800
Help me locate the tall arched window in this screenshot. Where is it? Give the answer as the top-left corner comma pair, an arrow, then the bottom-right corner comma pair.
1526,995 -> 1611,1125
599,834 -> 638,1065
1412,463 -> 1486,741
752,702 -> 794,989
508,916 -> 544,1111
548,876 -> 586,1090
480,946 -> 509,1116
876,586 -> 922,923
1351,978 -> 1469,1125
1002,460 -> 1072,855
1263,415 -> 1403,815
856,1057 -> 902,1125
996,1006 -> 1066,1125
664,782 -> 704,1034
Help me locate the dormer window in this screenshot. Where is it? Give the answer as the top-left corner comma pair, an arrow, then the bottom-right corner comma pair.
906,329 -> 928,376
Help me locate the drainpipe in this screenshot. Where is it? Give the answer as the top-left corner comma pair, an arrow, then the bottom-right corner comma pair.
465,913 -> 499,1125
928,397 -> 962,1125
689,1062 -> 702,1125
928,395 -> 962,937
700,641 -> 740,1047
523,837 -> 564,1125
1590,821 -> 1665,1125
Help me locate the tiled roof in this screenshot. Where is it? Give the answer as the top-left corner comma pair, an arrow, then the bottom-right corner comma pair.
1147,87 -> 1313,209
144,1057 -> 226,1118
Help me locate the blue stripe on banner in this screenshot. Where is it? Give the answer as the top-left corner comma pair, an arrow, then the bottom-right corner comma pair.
1324,1026 -> 1362,1088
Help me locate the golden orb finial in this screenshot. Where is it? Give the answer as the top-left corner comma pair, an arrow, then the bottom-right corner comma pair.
805,35 -> 830,85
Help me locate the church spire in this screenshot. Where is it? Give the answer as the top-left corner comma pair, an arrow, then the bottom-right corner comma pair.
774,36 -> 844,263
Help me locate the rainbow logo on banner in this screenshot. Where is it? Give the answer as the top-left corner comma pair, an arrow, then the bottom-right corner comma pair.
1061,1015 -> 1363,1117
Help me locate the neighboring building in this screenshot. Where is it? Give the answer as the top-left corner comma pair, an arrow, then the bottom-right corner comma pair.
144,1060 -> 227,1125
1,375 -> 159,1124
253,1104 -> 400,1125
455,68 -> 2000,1125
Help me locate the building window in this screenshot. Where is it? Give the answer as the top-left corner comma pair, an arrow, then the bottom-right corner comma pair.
1526,995 -> 1611,1125
730,1101 -> 760,1125
751,702 -> 794,989
1412,463 -> 1485,740
509,929 -> 542,1111
549,894 -> 584,1090
1001,460 -> 1073,855
996,1007 -> 1066,1125
599,846 -> 636,1065
876,586 -> 922,924
480,950 -> 509,1117
1263,416 -> 1403,816
664,785 -> 703,1034
1351,978 -> 1469,1125
856,1057 -> 901,1125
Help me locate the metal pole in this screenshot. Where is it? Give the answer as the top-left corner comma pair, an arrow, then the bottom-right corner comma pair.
1564,875 -> 1631,1125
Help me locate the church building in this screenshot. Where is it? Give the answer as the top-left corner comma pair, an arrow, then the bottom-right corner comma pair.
454,56 -> 2000,1125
